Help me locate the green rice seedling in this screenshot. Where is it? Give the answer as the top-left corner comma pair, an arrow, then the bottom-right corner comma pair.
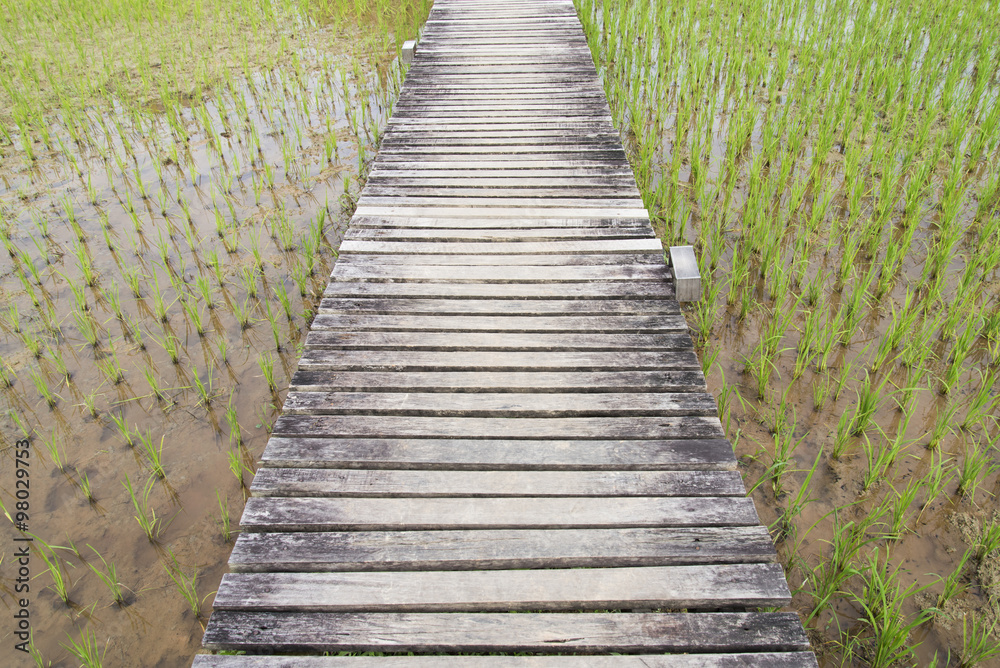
29,368 -> 57,408
976,520 -> 1000,562
234,294 -> 257,330
0,362 -> 14,388
21,329 -> 44,359
61,628 -> 105,668
47,347 -> 70,384
191,365 -> 217,406
851,548 -> 932,667
851,371 -> 888,436
217,490 -> 233,543
121,473 -> 163,542
275,284 -> 294,321
163,553 -> 205,618
95,348 -> 125,386
26,629 -> 46,667
932,549 -> 972,615
961,614 -> 1000,667
227,449 -> 247,489
928,400 -> 961,450
35,537 -> 72,604
773,448 -> 822,543
149,268 -> 171,322
41,429 -> 66,472
962,369 -> 1000,429
107,412 -> 134,448
77,470 -> 95,503
157,332 -> 181,365
195,275 -> 214,309
137,431 -> 166,479
240,265 -> 260,299
225,393 -> 243,446
123,266 -> 144,297
74,242 -> 98,287
65,274 -> 89,312
72,309 -> 101,348
258,352 -> 277,392
181,298 -> 206,337
86,545 -> 127,606
921,451 -> 955,515
889,478 -> 921,538
957,436 -> 999,502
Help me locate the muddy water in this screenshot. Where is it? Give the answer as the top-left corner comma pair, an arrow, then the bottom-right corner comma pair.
0,37 -> 402,666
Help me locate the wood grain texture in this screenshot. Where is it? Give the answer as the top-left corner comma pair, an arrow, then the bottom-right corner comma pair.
259,437 -> 737,471
202,611 -> 811,653
238,496 -> 759,531
249,469 -> 743,497
212,563 -> 792,611
228,526 -> 777,572
194,654 -> 820,667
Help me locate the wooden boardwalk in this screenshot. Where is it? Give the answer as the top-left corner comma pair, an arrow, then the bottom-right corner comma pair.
196,0 -> 816,665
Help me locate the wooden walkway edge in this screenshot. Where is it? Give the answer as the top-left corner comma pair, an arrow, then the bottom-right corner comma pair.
196,0 -> 816,665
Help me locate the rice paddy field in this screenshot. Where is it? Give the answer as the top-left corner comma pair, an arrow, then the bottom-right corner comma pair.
0,0 -> 430,665
576,0 -> 1000,665
1,0 -> 999,666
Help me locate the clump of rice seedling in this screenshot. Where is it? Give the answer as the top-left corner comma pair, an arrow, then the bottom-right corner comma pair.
62,627 -> 106,668
960,614 -> 1000,667
29,368 -> 58,408
121,473 -> 164,542
217,490 -> 233,543
35,536 -> 72,604
931,549 -> 972,616
163,551 -> 206,618
40,429 -> 66,471
258,352 -> 277,392
86,545 -> 129,606
137,431 -> 166,479
976,520 -> 1000,562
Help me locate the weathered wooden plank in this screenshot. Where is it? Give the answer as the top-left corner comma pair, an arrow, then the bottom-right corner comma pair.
349,214 -> 649,228
360,186 -> 641,199
297,350 -> 698,371
213,564 -> 791,612
228,526 -> 776,572
289,371 -> 706,394
281,392 -> 717,418
330,263 -> 668,282
338,239 -> 662,255
344,227 -> 652,240
321,282 -> 674,299
259,437 -> 736,471
271,415 -> 723,440
310,314 -> 689,333
318,298 -> 678,316
202,611 -> 811,653
335,253 -> 665,266
250,469 -> 742,498
303,331 -> 690,350
239,496 -> 759,531
352,207 -> 649,219
194,654 -> 821,668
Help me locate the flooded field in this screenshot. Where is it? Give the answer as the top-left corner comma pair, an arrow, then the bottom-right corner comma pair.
0,0 -> 431,665
576,0 -> 1000,665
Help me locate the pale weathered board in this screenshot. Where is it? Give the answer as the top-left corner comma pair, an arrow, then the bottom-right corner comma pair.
228,526 -> 777,571
194,654 -> 820,667
202,611 -> 811,653
198,0 -> 813,662
259,437 -> 737,471
212,563 -> 791,611
250,469 -> 743,497
238,496 -> 759,531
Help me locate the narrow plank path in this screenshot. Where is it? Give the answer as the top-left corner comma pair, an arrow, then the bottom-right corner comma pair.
196,0 -> 816,665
